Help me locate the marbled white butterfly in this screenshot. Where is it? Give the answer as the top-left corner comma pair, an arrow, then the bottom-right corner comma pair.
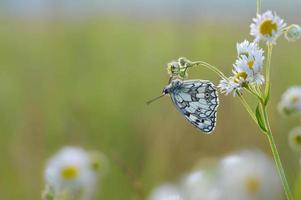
148,79 -> 219,133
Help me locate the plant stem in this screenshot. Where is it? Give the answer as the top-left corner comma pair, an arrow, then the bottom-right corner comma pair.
192,61 -> 228,80
246,86 -> 262,100
258,39 -> 292,199
265,43 -> 273,96
257,0 -> 261,15
261,105 -> 293,200
238,93 -> 258,124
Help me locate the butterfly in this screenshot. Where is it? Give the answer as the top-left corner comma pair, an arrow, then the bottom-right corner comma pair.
148,79 -> 219,133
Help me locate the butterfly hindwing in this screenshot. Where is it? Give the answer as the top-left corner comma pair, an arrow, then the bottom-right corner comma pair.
169,80 -> 219,133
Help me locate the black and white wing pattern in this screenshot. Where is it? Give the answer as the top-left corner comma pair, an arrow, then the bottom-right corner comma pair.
170,80 -> 219,133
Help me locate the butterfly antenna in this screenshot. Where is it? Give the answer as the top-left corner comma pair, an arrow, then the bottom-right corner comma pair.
146,94 -> 166,105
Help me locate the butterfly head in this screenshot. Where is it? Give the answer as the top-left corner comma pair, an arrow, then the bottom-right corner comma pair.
147,79 -> 182,105
162,79 -> 182,94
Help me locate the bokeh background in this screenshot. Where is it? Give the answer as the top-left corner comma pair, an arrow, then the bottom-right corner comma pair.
0,0 -> 301,199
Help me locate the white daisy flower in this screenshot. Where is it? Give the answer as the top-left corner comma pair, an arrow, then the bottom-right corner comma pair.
250,10 -> 286,44
278,86 -> 301,116
237,40 -> 260,57
217,150 -> 283,200
288,127 -> 301,153
181,170 -> 221,200
218,77 -> 241,96
44,147 -> 97,199
285,24 -> 301,42
233,56 -> 264,86
218,65 -> 258,96
236,40 -> 264,73
148,184 -> 184,200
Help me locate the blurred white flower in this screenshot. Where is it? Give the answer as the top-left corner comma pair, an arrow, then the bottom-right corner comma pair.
288,127 -> 301,153
216,150 -> 283,200
44,147 -> 99,200
148,184 -> 184,200
181,170 -> 221,200
278,86 -> 301,116
285,24 -> 301,42
250,10 -> 286,44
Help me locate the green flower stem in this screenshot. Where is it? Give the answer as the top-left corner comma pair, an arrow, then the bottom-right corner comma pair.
191,61 -> 228,80
237,93 -> 258,124
265,43 -> 273,97
257,0 -> 261,15
255,85 -> 264,99
261,103 -> 293,200
258,39 -> 293,199
245,86 -> 262,100
241,90 -> 293,199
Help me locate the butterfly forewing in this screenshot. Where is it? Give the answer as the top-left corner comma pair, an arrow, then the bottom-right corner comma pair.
169,80 -> 219,133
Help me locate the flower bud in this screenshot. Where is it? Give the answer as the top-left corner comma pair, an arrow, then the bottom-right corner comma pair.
285,24 -> 301,42
166,58 -> 189,79
178,57 -> 192,68
166,61 -> 180,77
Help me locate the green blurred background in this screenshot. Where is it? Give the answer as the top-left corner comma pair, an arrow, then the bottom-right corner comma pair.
0,0 -> 301,199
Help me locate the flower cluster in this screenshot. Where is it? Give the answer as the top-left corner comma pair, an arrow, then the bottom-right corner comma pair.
148,150 -> 282,200
42,147 -> 108,200
218,10 -> 301,97
218,40 -> 264,95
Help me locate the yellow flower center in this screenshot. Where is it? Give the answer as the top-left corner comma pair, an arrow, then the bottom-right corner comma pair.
234,71 -> 248,83
61,166 -> 79,180
260,20 -> 278,36
248,60 -> 255,70
294,135 -> 301,145
245,177 -> 260,194
290,95 -> 299,103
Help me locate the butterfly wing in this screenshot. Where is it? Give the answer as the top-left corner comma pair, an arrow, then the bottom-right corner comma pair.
170,80 -> 219,133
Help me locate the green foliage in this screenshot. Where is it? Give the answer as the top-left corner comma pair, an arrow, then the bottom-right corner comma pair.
255,104 -> 267,133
